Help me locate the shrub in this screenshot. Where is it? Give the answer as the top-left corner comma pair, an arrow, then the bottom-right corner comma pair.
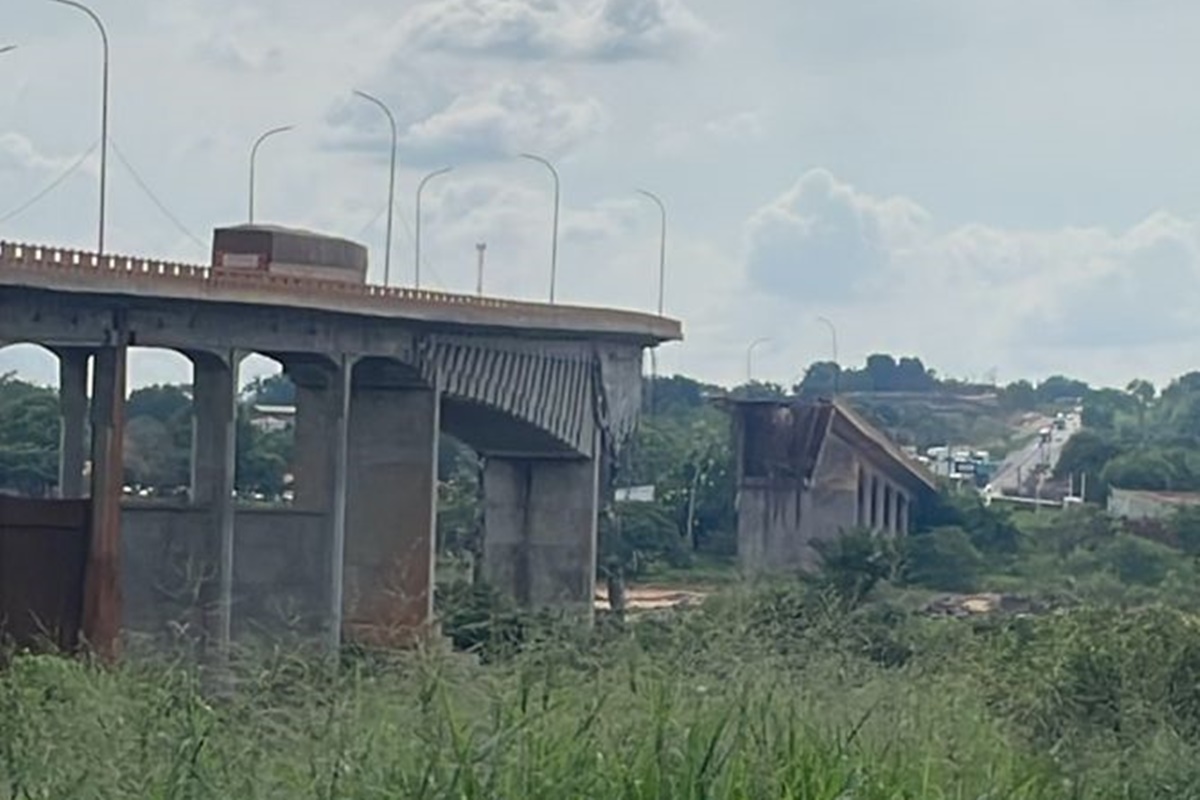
902,526 -> 983,592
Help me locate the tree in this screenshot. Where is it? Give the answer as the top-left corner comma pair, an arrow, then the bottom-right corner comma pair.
0,373 -> 59,496
999,380 -> 1038,411
1054,430 -> 1120,500
794,361 -> 839,397
902,526 -> 983,592
894,356 -> 935,392
1101,449 -> 1181,492
644,375 -> 718,416
1127,379 -> 1156,406
814,529 -> 899,606
1037,375 -> 1090,405
127,384 -> 191,423
124,384 -> 192,491
865,354 -> 899,391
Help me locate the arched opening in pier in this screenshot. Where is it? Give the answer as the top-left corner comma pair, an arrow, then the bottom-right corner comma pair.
124,347 -> 194,502
236,353 -> 294,506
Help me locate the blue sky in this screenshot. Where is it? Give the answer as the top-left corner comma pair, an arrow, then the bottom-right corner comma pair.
3,0 -> 1200,390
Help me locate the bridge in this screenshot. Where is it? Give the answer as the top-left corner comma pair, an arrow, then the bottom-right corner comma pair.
0,238 -> 681,659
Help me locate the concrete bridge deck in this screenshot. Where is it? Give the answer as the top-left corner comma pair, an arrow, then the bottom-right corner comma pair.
0,241 -> 681,344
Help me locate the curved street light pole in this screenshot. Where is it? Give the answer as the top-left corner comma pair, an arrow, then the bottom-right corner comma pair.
636,189 -> 667,316
49,0 -> 108,255
520,153 -> 560,303
414,166 -> 452,289
746,337 -> 771,385
352,90 -> 397,287
816,316 -> 840,395
248,125 -> 294,224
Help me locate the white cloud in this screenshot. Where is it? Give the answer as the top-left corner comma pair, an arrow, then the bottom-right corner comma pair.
735,170 -> 1200,387
744,169 -> 930,302
396,0 -> 710,61
0,133 -> 94,176
654,109 -> 765,156
399,79 -> 607,164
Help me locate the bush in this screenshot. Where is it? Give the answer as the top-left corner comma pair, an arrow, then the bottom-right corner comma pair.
813,529 -> 899,606
434,580 -> 524,661
902,526 -> 983,592
1098,535 -> 1174,587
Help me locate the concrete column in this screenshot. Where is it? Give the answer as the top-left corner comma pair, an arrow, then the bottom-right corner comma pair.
292,380 -> 339,513
883,484 -> 894,533
482,452 -> 600,615
190,351 -> 239,654
56,348 -> 90,499
81,345 -> 126,662
856,468 -> 866,528
870,474 -> 882,530
897,493 -> 910,535
288,357 -> 352,653
343,384 -> 439,646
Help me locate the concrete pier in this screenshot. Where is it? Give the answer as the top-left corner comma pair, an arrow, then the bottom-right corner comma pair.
482,453 -> 600,614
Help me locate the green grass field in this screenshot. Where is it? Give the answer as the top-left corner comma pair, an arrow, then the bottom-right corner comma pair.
6,584 -> 1200,799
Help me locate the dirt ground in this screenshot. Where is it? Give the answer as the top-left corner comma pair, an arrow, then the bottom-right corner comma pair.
592,585 -> 709,611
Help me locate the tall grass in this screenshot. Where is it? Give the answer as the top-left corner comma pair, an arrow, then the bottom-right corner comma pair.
4,589 -> 1200,798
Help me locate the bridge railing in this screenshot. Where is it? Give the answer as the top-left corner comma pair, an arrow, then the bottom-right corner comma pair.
0,241 -> 670,324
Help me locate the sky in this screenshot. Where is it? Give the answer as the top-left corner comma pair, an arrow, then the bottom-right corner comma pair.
3,0 -> 1200,392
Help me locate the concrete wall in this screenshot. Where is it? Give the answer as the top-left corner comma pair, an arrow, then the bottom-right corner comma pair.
122,505 -> 329,649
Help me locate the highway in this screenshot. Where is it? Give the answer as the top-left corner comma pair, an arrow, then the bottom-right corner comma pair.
987,411 -> 1081,496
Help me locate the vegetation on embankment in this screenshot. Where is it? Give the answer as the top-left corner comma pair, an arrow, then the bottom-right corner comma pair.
8,578 -> 1200,797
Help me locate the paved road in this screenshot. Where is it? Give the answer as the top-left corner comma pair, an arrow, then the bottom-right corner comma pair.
988,413 -> 1081,496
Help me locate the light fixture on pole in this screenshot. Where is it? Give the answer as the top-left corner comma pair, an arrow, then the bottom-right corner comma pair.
248,125 -> 294,224
414,166 -> 452,290
816,316 -> 840,395
520,153 -> 560,303
48,0 -> 108,255
352,90 -> 397,287
746,337 -> 771,384
636,188 -> 667,316
0,45 -> 16,55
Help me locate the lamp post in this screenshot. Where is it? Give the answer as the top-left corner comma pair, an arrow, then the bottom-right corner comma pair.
746,337 -> 771,384
48,0 -> 108,255
414,166 -> 452,289
248,125 -> 293,224
352,90 -> 397,286
520,153 -> 560,303
636,189 -> 667,316
0,45 -> 16,55
817,316 -> 839,395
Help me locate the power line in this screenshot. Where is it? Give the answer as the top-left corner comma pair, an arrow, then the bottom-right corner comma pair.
0,139 -> 99,225
392,196 -> 449,290
355,202 -> 387,239
110,139 -> 206,253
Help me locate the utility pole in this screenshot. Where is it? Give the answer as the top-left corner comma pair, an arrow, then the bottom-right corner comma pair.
352,90 -> 398,286
49,0 -> 108,254
475,242 -> 486,297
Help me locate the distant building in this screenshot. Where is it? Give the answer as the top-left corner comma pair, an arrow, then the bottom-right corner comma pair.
719,397 -> 938,574
1108,488 -> 1200,521
249,404 -> 295,433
